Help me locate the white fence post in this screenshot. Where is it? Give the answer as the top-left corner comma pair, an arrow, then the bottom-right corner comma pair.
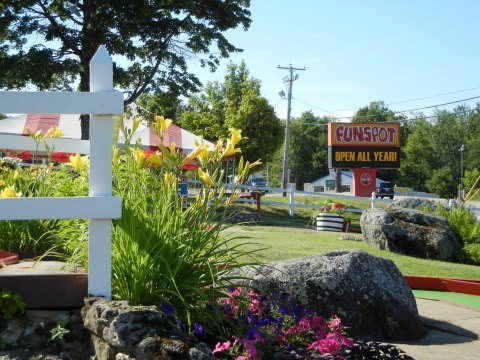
371,191 -> 376,208
0,44 -> 122,301
289,184 -> 295,217
88,45 -> 114,298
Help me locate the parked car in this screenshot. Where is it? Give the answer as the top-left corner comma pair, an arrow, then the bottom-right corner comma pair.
246,177 -> 268,188
375,182 -> 395,199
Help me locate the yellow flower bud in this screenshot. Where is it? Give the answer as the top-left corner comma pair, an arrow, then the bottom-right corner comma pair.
133,148 -> 146,168
0,185 -> 21,198
249,159 -> 262,169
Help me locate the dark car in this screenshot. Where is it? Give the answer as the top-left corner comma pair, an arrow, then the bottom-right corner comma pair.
375,182 -> 394,199
245,177 -> 268,190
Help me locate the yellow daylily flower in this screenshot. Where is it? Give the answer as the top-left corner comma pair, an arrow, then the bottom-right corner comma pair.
112,147 -> 119,165
185,143 -> 211,161
164,172 -> 176,186
0,186 -> 21,198
13,170 -> 20,180
45,126 -> 64,138
249,159 -> 262,169
229,128 -> 243,147
169,142 -> 176,155
67,154 -> 89,172
133,148 -> 146,168
225,193 -> 239,205
154,115 -> 172,137
119,116 -> 126,138
132,117 -> 141,135
198,168 -> 214,186
26,128 -> 44,140
222,141 -> 241,157
146,151 -> 162,167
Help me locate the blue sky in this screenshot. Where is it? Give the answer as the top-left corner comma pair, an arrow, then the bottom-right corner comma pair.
189,0 -> 480,120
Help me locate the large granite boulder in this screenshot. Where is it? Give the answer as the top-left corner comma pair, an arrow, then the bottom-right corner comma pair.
82,298 -> 214,360
233,250 -> 425,341
361,208 -> 461,261
388,197 -> 452,212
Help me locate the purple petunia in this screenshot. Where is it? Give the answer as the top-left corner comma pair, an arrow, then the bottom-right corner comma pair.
194,322 -> 204,335
162,303 -> 175,317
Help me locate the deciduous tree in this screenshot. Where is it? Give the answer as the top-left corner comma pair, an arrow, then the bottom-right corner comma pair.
289,112 -> 329,188
179,61 -> 283,163
0,0 -> 251,138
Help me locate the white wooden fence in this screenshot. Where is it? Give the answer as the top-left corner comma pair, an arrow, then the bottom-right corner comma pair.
0,45 -> 123,298
189,181 -> 375,217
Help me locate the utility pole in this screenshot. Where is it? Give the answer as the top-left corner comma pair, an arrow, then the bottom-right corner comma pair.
278,64 -> 305,196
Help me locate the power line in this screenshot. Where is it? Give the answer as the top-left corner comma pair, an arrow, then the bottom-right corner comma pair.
394,95 -> 480,114
292,93 -> 480,121
387,86 -> 480,106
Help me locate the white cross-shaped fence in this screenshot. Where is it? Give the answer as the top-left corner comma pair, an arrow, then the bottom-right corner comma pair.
0,45 -> 123,298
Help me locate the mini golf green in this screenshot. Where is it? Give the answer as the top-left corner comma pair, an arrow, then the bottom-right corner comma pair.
413,290 -> 480,310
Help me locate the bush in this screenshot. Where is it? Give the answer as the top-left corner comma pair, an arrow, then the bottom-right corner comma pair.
437,204 -> 480,264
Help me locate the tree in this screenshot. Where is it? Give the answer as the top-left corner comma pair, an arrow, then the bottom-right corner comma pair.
0,0 -> 251,138
426,168 -> 457,199
351,100 -> 398,123
289,112 -> 329,188
398,119 -> 436,191
179,61 -> 284,163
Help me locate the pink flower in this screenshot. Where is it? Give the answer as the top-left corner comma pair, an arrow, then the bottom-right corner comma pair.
341,335 -> 354,348
236,357 -> 247,360
253,332 -> 265,343
308,333 -> 342,354
311,315 -> 325,330
298,316 -> 311,330
328,315 -> 342,332
231,288 -> 242,297
213,341 -> 231,354
233,336 -> 259,359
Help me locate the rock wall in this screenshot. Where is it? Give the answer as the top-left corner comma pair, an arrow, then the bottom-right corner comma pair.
81,298 -> 214,360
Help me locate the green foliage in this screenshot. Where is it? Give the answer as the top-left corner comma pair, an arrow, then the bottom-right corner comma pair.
0,288 -> 26,320
463,243 -> 480,264
351,101 -> 403,123
289,112 -> 330,186
437,204 -> 480,264
464,168 -> 480,200
48,319 -> 70,346
426,168 -> 457,199
108,135 -> 259,334
1,0 -> 251,138
179,61 -> 284,163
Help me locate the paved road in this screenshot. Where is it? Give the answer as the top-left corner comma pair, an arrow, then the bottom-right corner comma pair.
390,298 -> 480,360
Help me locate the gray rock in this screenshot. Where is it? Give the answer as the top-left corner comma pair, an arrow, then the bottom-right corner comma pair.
82,298 -> 214,360
233,250 -> 425,341
388,197 -> 450,212
361,208 -> 461,261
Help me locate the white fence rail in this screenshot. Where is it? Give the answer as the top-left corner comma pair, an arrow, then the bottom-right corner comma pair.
188,181 -> 385,217
0,45 -> 123,297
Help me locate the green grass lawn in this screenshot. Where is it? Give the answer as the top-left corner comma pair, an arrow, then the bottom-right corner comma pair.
226,226 -> 480,280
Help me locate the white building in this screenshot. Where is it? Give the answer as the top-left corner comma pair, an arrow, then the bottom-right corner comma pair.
304,171 -> 384,193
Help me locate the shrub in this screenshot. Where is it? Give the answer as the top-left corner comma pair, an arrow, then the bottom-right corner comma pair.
437,204 -> 480,264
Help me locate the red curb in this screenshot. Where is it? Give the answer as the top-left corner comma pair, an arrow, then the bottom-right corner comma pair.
0,250 -> 20,266
404,275 -> 480,296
